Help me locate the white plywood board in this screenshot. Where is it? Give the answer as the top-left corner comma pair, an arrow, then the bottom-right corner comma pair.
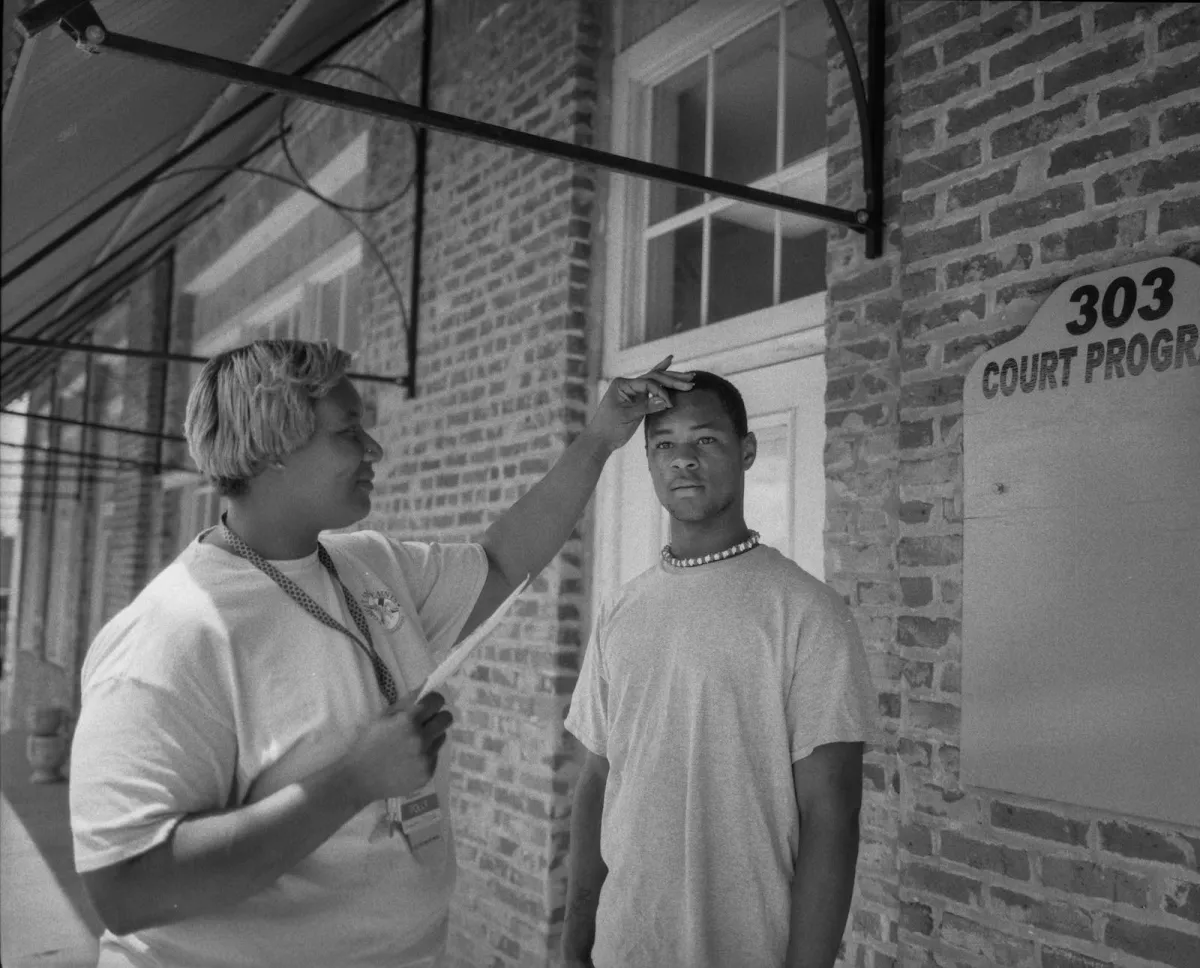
962,257 -> 1200,826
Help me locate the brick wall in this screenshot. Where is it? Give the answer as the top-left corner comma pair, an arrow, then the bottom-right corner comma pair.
830,3 -> 1200,967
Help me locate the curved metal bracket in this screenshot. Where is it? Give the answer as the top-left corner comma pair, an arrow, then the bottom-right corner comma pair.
824,0 -> 886,258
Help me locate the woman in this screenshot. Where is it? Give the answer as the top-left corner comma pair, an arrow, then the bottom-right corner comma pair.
69,338 -> 692,967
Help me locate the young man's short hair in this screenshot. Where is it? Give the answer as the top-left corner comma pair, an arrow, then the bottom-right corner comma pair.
644,369 -> 749,443
184,339 -> 351,496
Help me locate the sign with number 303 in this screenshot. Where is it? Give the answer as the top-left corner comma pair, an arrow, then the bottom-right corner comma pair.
962,257 -> 1199,829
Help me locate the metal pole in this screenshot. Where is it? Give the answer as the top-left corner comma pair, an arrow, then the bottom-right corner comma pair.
153,255 -> 175,473
90,29 -> 864,228
5,0 -> 418,289
0,438 -> 195,473
0,333 -> 405,386
4,195 -> 224,336
1,251 -> 167,393
865,0 -> 885,258
3,407 -> 187,444
406,0 -> 434,400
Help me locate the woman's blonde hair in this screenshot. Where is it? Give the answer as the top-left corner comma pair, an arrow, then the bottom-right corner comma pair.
184,339 -> 352,496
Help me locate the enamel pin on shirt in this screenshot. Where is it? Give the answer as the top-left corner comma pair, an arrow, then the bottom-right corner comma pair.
361,587 -> 405,630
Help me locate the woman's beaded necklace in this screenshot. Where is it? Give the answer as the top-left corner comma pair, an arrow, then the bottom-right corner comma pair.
661,530 -> 760,568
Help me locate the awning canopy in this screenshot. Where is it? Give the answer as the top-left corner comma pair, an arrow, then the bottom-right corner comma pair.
0,0 -> 408,404
2,0 -> 885,409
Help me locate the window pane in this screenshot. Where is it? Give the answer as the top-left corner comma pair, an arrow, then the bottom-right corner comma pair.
649,58 -> 707,222
712,14 -> 779,187
644,222 -> 703,342
784,0 -> 828,165
319,276 -> 343,347
709,205 -> 774,324
779,217 -> 827,303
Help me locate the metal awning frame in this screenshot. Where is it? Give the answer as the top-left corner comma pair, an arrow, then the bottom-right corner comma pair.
17,0 -> 886,244
8,0 -> 886,422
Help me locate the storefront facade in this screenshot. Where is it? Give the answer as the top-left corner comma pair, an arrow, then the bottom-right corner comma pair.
5,2 -> 1197,965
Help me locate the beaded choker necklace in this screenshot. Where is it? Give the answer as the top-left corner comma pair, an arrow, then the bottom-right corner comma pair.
661,531 -> 760,568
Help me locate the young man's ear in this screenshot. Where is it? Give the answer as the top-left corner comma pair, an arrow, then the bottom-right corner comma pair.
741,431 -> 757,471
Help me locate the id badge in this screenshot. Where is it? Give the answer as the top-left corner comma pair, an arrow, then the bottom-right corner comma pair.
386,783 -> 444,865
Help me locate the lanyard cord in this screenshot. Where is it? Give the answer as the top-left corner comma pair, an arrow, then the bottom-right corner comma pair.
219,519 -> 399,705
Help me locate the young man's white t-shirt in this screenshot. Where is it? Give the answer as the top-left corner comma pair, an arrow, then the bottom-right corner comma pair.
70,529 -> 488,968
565,545 -> 879,968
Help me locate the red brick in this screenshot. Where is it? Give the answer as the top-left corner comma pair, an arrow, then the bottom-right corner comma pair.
903,268 -> 938,301
826,403 -> 890,430
943,244 -> 1033,288
906,218 -> 982,262
903,659 -> 934,689
947,165 -> 1020,212
989,185 -> 1086,238
1162,101 -> 1200,143
1098,819 -> 1190,866
903,63 -> 982,114
899,500 -> 933,525
941,831 -> 1031,880
904,193 -> 937,225
943,326 -> 1026,366
990,802 -> 1089,846
903,45 -> 939,81
1045,36 -> 1144,100
1105,915 -> 1200,968
1165,879 -> 1200,924
1160,5 -> 1200,51
989,886 -> 1093,940
943,3 -> 1033,65
992,98 -> 1088,158
939,913 -> 1036,966
1040,211 -> 1147,263
898,535 -> 962,567
904,142 -> 983,192
907,699 -> 959,733
906,3 -> 978,43
1099,53 -> 1200,118
1161,197 -> 1200,235
902,119 -> 937,155
989,18 -> 1083,79
1041,857 -> 1150,906
1042,945 -> 1112,968
901,862 -> 982,904
829,263 -> 897,303
946,81 -> 1035,138
900,898 -> 935,934
900,374 -> 965,409
897,616 -> 957,650
900,419 -> 935,450
1094,147 -> 1200,203
877,692 -> 901,721
1094,2 -> 1142,33
1047,125 -> 1148,177
900,576 -> 934,607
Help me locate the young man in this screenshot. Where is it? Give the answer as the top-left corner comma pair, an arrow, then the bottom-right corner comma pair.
562,371 -> 879,968
69,339 -> 692,968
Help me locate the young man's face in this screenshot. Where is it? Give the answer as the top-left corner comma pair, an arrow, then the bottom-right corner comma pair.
275,376 -> 381,531
644,389 -> 755,524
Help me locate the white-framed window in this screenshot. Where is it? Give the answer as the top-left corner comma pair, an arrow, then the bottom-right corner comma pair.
197,236 -> 365,360
605,0 -> 829,375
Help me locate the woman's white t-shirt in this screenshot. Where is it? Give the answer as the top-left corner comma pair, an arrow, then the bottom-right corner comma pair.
70,529 -> 488,968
